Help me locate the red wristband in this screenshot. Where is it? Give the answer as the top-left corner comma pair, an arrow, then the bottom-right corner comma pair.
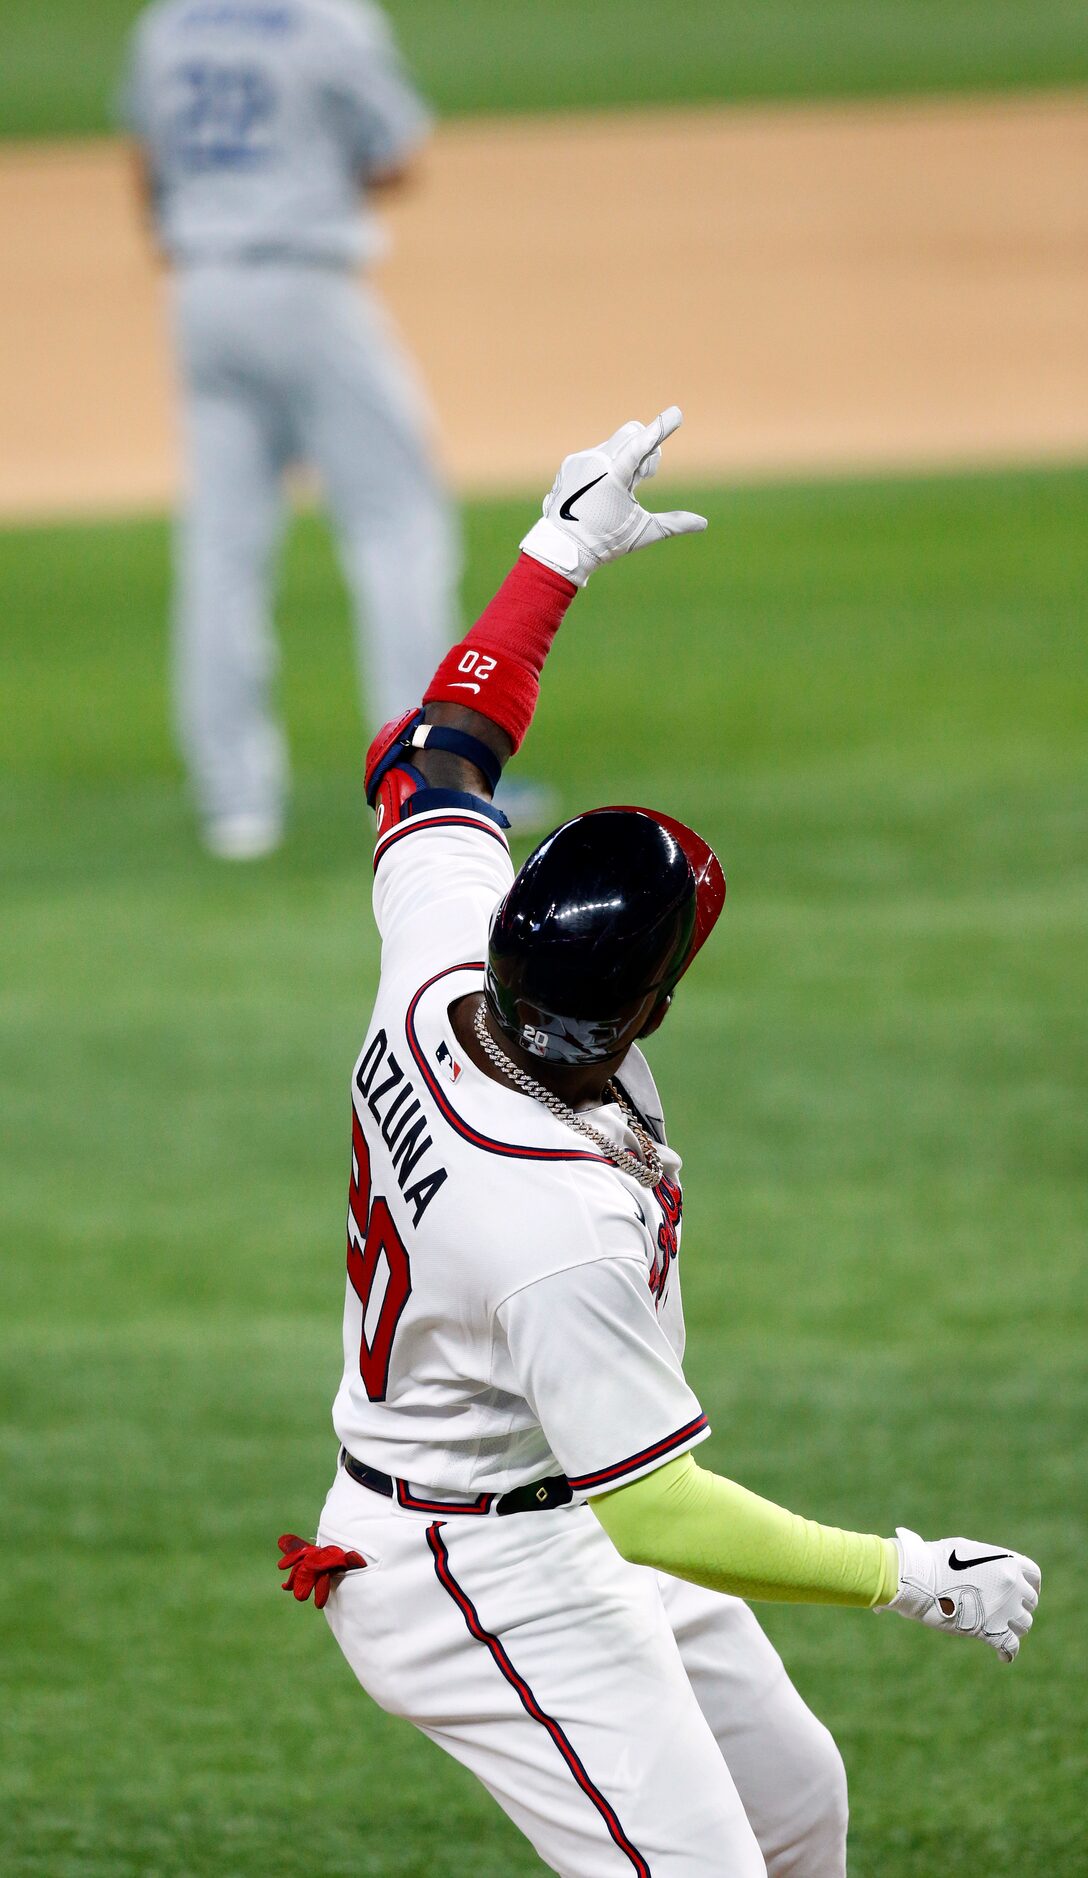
424,553 -> 577,752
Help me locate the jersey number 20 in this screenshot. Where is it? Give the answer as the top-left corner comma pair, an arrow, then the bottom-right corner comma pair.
346,1109 -> 411,1400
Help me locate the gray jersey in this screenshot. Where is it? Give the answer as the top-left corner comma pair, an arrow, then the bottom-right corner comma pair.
120,0 -> 431,265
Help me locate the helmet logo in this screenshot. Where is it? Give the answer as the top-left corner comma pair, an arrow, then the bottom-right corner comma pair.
520,1023 -> 551,1057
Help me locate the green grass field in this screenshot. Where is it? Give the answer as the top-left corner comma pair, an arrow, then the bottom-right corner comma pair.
4,0 -> 1087,139
2,466 -> 1087,1875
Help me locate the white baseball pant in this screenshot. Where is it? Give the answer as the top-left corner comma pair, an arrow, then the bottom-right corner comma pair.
170,263 -> 458,825
318,1463 -> 848,1876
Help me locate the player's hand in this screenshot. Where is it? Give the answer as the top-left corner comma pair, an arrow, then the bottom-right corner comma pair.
520,407 -> 707,587
880,1528 -> 1040,1662
277,1532 -> 367,1608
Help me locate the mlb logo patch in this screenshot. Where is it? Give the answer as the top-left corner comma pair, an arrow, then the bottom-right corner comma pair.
436,1039 -> 463,1084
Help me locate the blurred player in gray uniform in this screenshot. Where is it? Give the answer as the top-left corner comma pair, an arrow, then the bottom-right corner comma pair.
120,0 -> 457,858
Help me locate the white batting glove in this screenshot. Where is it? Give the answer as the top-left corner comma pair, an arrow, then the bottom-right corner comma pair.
879,1527 -> 1041,1663
521,406 -> 707,586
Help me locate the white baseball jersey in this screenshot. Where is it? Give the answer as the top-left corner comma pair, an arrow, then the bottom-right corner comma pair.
331,803 -> 710,1504
119,0 -> 430,264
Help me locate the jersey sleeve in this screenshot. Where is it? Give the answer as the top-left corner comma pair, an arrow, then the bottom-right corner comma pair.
322,0 -> 432,174
372,804 -> 515,974
496,1253 -> 710,1496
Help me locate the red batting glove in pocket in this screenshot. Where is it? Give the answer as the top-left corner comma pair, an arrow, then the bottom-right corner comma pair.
277,1533 -> 367,1609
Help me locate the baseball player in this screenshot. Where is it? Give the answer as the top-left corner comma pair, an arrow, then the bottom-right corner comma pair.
278,408 -> 1041,1875
120,0 -> 457,858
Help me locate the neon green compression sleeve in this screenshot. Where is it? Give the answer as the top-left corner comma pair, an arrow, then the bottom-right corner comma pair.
591,1454 -> 900,1608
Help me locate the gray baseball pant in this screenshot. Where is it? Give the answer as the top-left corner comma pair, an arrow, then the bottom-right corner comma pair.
170,262 -> 458,825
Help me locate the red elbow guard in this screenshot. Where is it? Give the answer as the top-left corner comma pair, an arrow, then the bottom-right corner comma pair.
424,554 -> 577,752
364,707 -> 426,835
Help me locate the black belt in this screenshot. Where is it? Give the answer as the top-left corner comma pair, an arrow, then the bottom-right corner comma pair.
340,1447 -> 573,1517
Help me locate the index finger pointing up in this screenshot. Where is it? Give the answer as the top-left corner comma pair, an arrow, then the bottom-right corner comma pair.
614,405 -> 684,480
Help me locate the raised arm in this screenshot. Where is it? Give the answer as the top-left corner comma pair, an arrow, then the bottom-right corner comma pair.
364,408 -> 706,824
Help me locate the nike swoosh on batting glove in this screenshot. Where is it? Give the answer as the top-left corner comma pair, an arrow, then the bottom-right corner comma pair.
878,1527 -> 1041,1662
521,406 -> 707,586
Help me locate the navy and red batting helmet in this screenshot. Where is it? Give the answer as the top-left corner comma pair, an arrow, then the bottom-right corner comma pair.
485,807 -> 725,1066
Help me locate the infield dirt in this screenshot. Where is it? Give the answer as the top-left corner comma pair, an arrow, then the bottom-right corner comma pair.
0,89 -> 1085,519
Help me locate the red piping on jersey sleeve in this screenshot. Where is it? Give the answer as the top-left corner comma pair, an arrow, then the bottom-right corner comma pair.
424,553 -> 577,752
373,809 -> 510,874
567,1414 -> 710,1494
